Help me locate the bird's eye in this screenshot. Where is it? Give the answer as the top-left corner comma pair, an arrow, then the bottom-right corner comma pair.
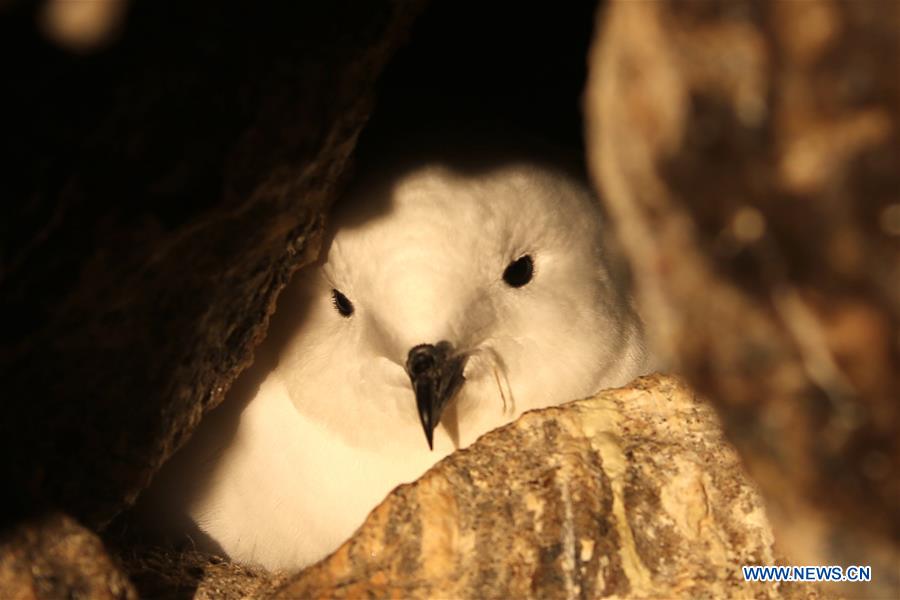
503,254 -> 534,288
331,289 -> 354,317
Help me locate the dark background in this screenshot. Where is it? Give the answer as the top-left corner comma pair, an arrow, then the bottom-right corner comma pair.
358,1 -> 598,160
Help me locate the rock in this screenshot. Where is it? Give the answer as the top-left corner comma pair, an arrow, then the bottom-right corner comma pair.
0,512 -> 135,600
0,0 -> 424,531
120,547 -> 288,600
1,2 -> 424,597
277,375 -> 822,599
584,1 -> 900,597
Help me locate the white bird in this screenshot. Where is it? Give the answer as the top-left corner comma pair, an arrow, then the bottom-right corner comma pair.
167,148 -> 649,571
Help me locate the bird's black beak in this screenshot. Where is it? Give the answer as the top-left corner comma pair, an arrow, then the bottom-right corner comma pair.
406,341 -> 466,450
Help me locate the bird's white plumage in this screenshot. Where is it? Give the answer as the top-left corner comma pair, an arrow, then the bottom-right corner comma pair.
174,156 -> 649,571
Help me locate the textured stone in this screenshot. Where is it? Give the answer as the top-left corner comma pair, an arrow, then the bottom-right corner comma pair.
1,2 -> 422,597
584,1 -> 899,597
0,513 -> 135,600
120,547 -> 288,600
277,375 -> 822,599
1,0 -> 424,531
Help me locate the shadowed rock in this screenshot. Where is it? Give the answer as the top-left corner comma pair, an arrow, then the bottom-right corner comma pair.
1,0 -> 424,531
0,513 -> 136,599
585,1 -> 899,597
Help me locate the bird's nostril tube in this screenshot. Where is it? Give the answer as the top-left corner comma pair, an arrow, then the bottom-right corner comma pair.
412,355 -> 433,374
408,345 -> 436,376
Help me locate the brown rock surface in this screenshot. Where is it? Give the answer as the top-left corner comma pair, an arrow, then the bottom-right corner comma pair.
278,375 -> 821,599
1,2 -> 422,597
1,0 -> 423,531
119,547 -> 288,600
0,512 -> 135,600
585,0 -> 899,597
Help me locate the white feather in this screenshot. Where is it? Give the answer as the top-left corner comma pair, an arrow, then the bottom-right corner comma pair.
173,157 -> 649,571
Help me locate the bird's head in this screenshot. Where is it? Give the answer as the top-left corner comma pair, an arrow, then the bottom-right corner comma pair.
274,160 -> 646,452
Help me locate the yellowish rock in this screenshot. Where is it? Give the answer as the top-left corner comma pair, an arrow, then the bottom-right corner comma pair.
277,375 -> 821,599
